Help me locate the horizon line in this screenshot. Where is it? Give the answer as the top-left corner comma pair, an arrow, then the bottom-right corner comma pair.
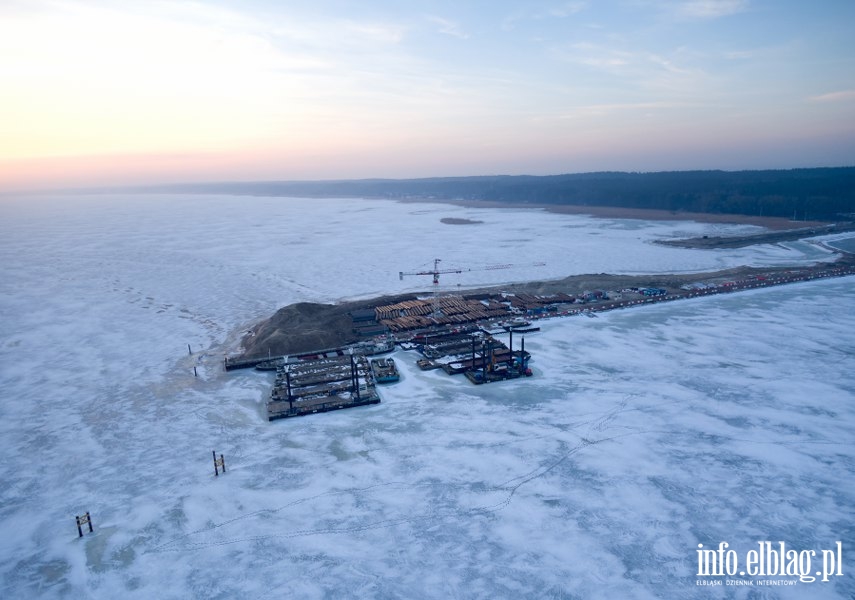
6,164 -> 855,196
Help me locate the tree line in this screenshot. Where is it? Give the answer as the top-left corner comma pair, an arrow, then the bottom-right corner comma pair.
142,167 -> 855,220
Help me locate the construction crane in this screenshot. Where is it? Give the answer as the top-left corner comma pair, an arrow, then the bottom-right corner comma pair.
399,258 -> 546,316
399,258 -> 546,285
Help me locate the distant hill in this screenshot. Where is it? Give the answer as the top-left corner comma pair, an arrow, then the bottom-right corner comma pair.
134,167 -> 855,221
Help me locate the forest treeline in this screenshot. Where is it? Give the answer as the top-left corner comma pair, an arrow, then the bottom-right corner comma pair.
144,167 -> 855,220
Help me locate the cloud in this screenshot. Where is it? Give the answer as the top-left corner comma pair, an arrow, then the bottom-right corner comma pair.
425,15 -> 468,39
558,101 -> 687,119
645,52 -> 692,75
0,0 -> 431,163
502,2 -> 588,30
676,0 -> 749,19
344,22 -> 406,44
554,42 -> 632,70
809,90 -> 855,103
638,0 -> 748,20
553,42 -> 697,78
547,2 -> 588,18
724,50 -> 753,60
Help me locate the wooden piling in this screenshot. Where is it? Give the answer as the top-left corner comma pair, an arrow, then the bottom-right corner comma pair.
213,451 -> 226,476
75,512 -> 93,537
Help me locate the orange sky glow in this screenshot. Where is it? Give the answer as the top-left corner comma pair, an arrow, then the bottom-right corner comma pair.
1,1 -> 853,192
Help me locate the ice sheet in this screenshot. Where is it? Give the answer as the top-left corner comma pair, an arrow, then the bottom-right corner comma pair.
0,194 -> 852,599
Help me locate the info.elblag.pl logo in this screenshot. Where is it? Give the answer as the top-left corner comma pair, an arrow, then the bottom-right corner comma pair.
696,541 -> 844,584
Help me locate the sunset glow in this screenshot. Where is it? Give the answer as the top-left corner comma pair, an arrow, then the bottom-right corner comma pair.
1,1 -> 854,190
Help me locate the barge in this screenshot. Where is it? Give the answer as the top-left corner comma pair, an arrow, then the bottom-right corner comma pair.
370,357 -> 400,383
225,338 -> 396,372
267,392 -> 380,421
405,326 -> 536,384
266,353 -> 381,421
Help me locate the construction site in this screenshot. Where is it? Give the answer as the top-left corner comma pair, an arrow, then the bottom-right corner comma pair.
226,253 -> 855,422
242,321 -> 535,421
357,259 -> 542,385
407,325 -> 533,384
265,354 -> 381,421
225,259 -> 549,421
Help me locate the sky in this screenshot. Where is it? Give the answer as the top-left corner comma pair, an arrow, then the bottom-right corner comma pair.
1,0 -> 854,191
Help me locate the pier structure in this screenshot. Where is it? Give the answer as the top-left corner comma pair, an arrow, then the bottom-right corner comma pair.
223,257 -> 855,420
409,326 -> 534,384
370,357 -> 400,383
266,353 -> 380,421
369,261 -> 855,336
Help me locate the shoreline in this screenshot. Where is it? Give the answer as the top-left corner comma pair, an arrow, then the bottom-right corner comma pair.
396,197 -> 836,231
656,222 -> 855,249
237,253 -> 855,359
234,201 -> 855,359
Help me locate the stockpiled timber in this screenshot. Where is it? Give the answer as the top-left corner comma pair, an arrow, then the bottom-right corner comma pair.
374,294 -> 543,331
233,258 -> 855,375
379,314 -> 436,332
375,299 -> 434,320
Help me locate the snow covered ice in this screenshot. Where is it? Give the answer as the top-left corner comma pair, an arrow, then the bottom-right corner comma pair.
0,193 -> 853,599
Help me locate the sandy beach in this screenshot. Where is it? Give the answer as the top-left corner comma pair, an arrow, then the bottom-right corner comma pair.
400,198 -> 834,231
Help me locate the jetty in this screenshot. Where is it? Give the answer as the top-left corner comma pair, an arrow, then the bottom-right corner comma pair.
370,357 -> 400,383
266,354 -> 381,421
222,252 -> 855,422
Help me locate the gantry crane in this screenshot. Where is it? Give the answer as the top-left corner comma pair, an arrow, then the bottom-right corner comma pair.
399,258 -> 546,316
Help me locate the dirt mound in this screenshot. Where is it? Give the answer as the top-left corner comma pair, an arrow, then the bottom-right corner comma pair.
239,254 -> 855,360
243,302 -> 357,357
240,269 -> 764,358
242,294 -> 416,357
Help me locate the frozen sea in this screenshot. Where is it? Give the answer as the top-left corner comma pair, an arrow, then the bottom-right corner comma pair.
0,194 -> 853,599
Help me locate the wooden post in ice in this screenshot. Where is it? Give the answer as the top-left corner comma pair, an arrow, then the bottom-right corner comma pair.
509,329 -> 513,363
193,366 -> 197,377
213,451 -> 226,476
75,512 -> 93,537
350,353 -> 361,400
188,344 -> 192,355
